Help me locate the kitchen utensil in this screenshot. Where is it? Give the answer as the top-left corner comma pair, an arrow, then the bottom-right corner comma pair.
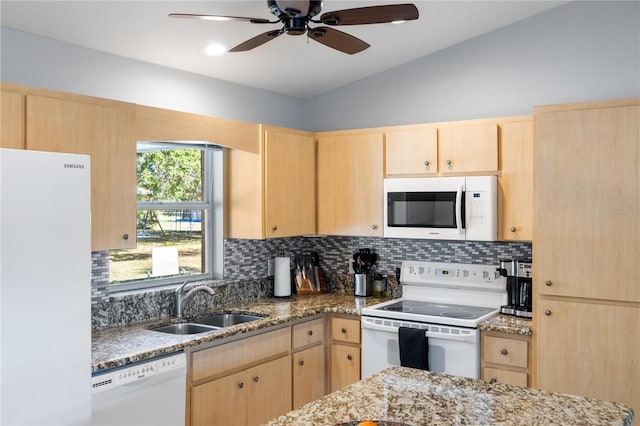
312,252 -> 321,291
294,255 -> 302,288
307,255 -> 316,290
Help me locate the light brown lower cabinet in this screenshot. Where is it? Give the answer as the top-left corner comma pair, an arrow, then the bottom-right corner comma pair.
191,355 -> 291,426
328,315 -> 361,393
292,345 -> 326,409
481,331 -> 532,387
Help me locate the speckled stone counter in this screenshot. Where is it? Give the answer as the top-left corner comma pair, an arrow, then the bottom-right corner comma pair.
267,367 -> 634,426
92,293 -> 388,372
478,313 -> 533,335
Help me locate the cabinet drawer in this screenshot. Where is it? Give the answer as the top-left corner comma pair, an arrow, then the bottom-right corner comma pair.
292,317 -> 324,350
483,367 -> 528,387
484,336 -> 528,368
191,327 -> 290,382
330,316 -> 360,344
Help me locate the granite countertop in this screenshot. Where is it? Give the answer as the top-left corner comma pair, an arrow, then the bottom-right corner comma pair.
267,367 -> 634,426
478,313 -> 533,336
92,293 -> 388,372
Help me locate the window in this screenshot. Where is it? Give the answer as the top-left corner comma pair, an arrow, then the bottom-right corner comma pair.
109,142 -> 223,291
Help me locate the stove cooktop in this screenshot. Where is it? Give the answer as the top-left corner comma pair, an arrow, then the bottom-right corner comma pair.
376,300 -> 497,320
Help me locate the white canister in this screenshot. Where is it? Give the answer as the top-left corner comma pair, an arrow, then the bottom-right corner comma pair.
274,256 -> 291,297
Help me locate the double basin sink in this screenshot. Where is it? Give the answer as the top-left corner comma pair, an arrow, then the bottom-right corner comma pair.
150,313 -> 264,335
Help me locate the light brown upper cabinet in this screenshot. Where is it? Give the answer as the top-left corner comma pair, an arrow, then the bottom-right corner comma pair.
25,94 -> 136,251
317,131 -> 384,237
438,123 -> 498,173
1,89 -> 25,149
227,125 -> 315,239
384,127 -> 438,176
498,119 -> 533,241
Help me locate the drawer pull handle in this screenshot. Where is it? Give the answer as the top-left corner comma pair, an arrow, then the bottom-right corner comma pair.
272,225 -> 278,231
253,376 -> 259,383
308,330 -> 313,336
299,360 -> 305,366
238,382 -> 244,389
489,378 -> 497,384
545,280 -> 553,286
341,328 -> 347,334
510,226 -> 516,233
501,349 -> 508,356
123,233 -> 129,240
424,160 -> 430,167
347,354 -> 353,361
545,310 -> 552,316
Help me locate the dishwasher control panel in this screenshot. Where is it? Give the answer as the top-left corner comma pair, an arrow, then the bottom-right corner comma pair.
91,352 -> 187,394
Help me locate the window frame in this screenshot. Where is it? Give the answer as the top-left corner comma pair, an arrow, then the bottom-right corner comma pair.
108,141 -> 224,293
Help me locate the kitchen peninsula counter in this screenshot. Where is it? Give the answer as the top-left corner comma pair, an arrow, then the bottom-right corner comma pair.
267,366 -> 634,426
92,293 -> 386,372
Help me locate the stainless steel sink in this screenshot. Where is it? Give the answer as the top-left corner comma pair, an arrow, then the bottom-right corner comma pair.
194,313 -> 264,328
150,323 -> 219,335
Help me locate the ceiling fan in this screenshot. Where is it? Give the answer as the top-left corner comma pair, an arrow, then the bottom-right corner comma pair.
169,1 -> 419,55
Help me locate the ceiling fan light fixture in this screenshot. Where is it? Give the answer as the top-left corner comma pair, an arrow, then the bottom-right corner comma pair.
202,43 -> 227,56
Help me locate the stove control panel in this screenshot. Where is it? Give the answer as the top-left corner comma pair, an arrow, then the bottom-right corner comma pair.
401,261 -> 504,291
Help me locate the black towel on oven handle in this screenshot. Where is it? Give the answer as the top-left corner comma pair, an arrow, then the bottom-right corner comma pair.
398,326 -> 429,370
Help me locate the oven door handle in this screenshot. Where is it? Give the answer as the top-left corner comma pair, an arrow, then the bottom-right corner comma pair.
455,184 -> 463,235
362,319 -> 478,343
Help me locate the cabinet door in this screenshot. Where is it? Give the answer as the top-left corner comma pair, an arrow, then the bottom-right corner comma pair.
264,128 -> 316,238
1,90 -> 24,149
438,123 -> 498,173
535,105 -> 640,301
292,345 -> 326,409
191,370 -> 247,426
536,298 -> 639,414
246,356 -> 292,426
385,128 -> 437,176
317,132 -> 383,236
329,343 -> 360,393
482,367 -> 527,387
25,95 -> 136,251
498,120 -> 533,241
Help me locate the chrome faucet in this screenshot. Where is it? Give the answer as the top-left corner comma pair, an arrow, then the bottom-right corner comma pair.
175,281 -> 215,318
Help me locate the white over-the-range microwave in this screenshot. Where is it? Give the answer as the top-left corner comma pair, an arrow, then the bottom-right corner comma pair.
383,176 -> 497,241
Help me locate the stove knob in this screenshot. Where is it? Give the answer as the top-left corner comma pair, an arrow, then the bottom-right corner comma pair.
409,266 -> 415,274
418,267 -> 424,274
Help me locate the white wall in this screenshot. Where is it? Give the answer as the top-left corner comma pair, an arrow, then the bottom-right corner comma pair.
0,28 -> 307,129
306,1 -> 640,131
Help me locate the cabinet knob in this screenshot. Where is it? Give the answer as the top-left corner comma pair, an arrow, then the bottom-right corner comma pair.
501,349 -> 508,356
545,280 -> 553,287
347,354 -> 353,361
545,310 -> 552,316
253,376 -> 260,383
371,224 -> 377,230
341,328 -> 347,334
308,330 -> 313,336
510,227 -> 516,233
489,378 -> 497,384
446,159 -> 452,166
423,160 -> 430,167
123,233 -> 129,240
299,360 -> 305,366
272,225 -> 278,231
238,382 -> 244,389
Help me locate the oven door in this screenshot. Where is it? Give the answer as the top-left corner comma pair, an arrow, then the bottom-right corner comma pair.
361,316 -> 480,379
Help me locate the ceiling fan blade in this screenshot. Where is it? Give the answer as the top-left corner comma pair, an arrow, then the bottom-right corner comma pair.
229,29 -> 284,52
308,27 -> 370,55
319,4 -> 419,26
168,13 -> 276,24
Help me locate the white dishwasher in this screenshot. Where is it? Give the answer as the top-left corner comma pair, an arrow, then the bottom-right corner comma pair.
91,352 -> 187,426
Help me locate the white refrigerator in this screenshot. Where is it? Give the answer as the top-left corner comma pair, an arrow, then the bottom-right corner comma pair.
1,148 -> 92,425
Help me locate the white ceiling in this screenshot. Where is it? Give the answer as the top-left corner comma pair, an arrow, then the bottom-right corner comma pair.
1,1 -> 567,98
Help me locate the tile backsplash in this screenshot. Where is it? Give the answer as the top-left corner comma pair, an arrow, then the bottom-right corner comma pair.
223,236 -> 532,281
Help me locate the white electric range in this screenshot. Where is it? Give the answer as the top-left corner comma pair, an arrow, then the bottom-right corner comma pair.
361,260 -> 506,379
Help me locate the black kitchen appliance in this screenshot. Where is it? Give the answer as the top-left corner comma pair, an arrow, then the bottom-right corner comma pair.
497,258 -> 532,318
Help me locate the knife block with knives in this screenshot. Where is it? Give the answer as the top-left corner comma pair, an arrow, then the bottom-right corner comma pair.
293,252 -> 328,294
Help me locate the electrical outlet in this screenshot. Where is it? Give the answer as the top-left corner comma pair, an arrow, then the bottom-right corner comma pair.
348,257 -> 354,274
267,258 -> 275,276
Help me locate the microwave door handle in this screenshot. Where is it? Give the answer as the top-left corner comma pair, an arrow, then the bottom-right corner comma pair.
455,185 -> 463,234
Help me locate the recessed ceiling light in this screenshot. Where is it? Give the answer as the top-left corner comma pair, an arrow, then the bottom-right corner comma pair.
202,43 -> 227,56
